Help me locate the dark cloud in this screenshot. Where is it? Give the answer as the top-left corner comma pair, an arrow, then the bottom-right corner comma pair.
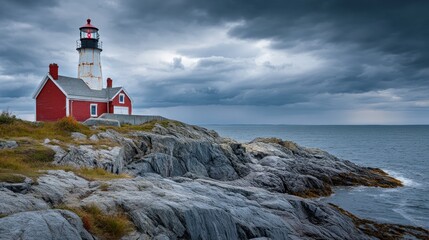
0,0 -> 428,123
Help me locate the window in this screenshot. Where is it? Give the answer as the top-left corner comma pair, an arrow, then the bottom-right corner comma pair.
119,93 -> 125,104
90,104 -> 97,117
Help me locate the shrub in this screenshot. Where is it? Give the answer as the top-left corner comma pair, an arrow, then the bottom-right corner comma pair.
55,116 -> 81,132
0,110 -> 16,124
59,204 -> 133,240
82,215 -> 92,231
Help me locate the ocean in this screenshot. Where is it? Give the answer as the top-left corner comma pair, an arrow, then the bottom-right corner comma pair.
202,125 -> 429,229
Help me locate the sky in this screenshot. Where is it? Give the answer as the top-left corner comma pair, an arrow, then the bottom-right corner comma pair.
0,0 -> 428,124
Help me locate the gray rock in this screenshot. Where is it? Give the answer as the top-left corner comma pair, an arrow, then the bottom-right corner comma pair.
0,209 -> 94,240
31,170 -> 91,205
89,134 -> 99,141
71,132 -> 87,140
10,121 -> 414,240
0,139 -> 17,149
46,144 -> 67,162
55,145 -> 125,174
79,176 -> 371,240
84,117 -> 120,127
128,153 -> 186,177
0,188 -> 48,215
85,122 -> 400,198
130,132 -> 240,180
0,175 -> 33,193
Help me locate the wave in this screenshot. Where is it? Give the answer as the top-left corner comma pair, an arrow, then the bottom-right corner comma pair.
384,169 -> 421,187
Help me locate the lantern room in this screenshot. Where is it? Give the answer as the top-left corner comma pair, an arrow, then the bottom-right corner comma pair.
80,19 -> 99,39
77,19 -> 102,50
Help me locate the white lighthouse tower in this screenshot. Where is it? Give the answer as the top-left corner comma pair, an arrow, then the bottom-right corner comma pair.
76,19 -> 103,90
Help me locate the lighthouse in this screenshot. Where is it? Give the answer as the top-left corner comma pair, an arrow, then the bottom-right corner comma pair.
76,19 -> 103,90
34,19 -> 133,122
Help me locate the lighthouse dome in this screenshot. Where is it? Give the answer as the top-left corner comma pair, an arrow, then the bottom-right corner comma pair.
79,19 -> 99,39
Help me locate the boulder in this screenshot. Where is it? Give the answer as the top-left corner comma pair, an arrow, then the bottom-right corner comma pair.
0,140 -> 18,149
0,188 -> 49,215
55,145 -> 125,174
83,117 -> 120,127
0,175 -> 33,193
89,134 -> 99,141
0,209 -> 94,240
31,170 -> 91,205
71,132 -> 87,140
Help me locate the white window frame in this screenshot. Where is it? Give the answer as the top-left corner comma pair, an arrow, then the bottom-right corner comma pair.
119,93 -> 125,104
90,104 -> 98,117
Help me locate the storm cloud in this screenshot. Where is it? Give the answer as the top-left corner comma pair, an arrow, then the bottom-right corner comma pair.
0,0 -> 428,124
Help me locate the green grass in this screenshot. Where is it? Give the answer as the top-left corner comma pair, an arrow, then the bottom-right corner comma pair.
0,115 -> 155,182
0,116 -> 93,142
66,167 -> 130,181
0,139 -> 56,180
0,139 -> 129,182
0,173 -> 26,183
59,204 -> 133,240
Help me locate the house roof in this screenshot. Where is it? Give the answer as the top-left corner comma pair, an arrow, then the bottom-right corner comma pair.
33,74 -> 125,101
55,76 -> 123,99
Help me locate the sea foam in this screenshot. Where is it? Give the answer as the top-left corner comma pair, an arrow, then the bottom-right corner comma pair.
384,169 -> 421,187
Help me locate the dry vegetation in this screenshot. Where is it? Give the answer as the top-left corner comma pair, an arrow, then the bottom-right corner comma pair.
59,204 -> 133,240
0,113 -> 133,182
256,137 -> 300,153
0,138 -> 129,182
0,114 -> 92,142
97,119 -> 183,133
0,113 -> 178,182
67,167 -> 130,181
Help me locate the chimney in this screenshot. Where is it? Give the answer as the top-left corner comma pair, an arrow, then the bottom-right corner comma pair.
49,63 -> 58,80
107,78 -> 113,88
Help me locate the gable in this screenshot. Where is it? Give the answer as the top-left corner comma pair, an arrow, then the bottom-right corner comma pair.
110,88 -> 133,104
33,74 -> 67,99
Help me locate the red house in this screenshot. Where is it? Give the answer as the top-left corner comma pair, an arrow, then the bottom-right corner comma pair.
33,19 -> 133,122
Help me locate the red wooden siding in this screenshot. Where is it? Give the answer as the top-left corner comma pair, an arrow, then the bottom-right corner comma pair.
70,100 -> 107,122
36,79 -> 66,121
109,90 -> 132,115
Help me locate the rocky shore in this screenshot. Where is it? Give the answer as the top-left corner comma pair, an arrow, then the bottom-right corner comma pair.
0,120 -> 428,240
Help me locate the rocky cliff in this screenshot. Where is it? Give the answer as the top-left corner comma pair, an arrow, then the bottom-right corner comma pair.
0,120 -> 427,240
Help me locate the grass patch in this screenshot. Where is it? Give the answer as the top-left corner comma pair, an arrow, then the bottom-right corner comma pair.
0,139 -> 128,182
0,139 -> 56,180
59,204 -> 133,240
0,116 -> 93,142
255,138 -> 299,153
65,167 -> 130,181
0,173 -> 26,183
